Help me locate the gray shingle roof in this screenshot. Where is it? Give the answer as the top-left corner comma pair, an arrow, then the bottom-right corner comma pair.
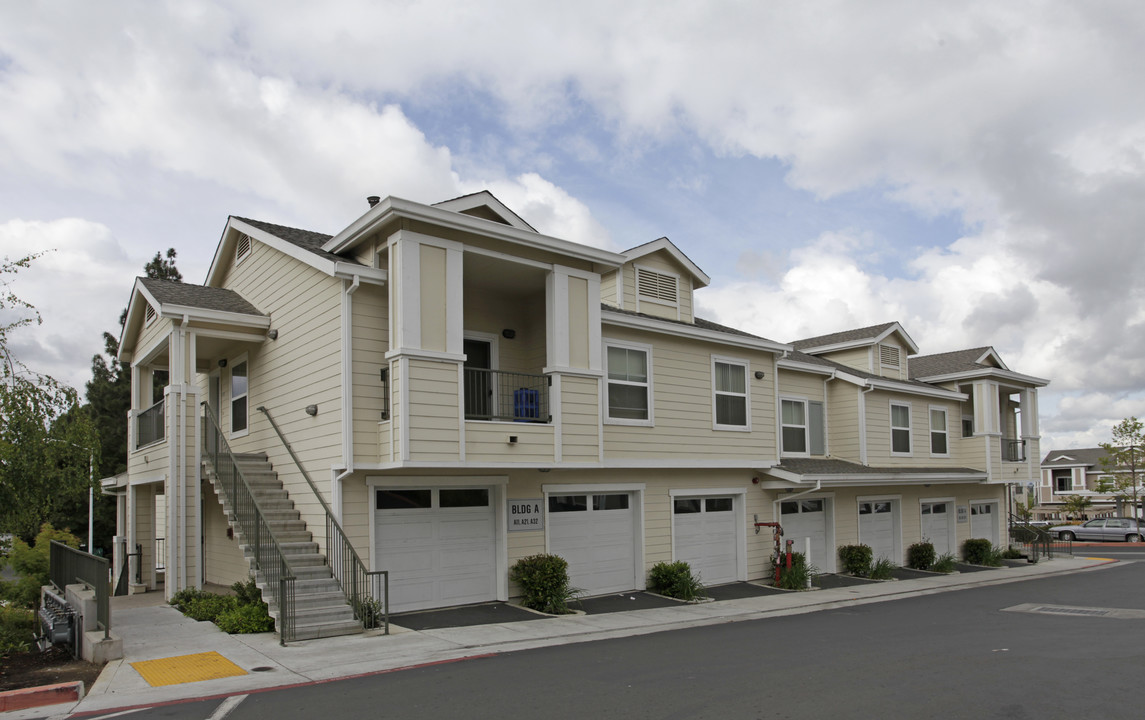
773,457 -> 984,477
234,217 -> 359,265
139,278 -> 265,317
1041,447 -> 1111,468
909,347 -> 996,379
783,348 -> 956,393
602,304 -> 783,344
791,322 -> 900,351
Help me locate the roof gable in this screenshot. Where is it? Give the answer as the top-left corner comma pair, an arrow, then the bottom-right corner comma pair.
791,321 -> 919,356
622,237 -> 710,289
431,191 -> 537,232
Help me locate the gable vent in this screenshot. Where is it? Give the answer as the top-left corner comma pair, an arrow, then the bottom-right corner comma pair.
879,344 -> 900,369
235,233 -> 252,263
636,268 -> 678,304
145,303 -> 156,325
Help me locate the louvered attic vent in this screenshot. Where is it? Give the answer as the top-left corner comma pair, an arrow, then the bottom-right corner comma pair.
145,303 -> 156,325
880,344 -> 900,369
235,233 -> 252,263
636,268 -> 678,304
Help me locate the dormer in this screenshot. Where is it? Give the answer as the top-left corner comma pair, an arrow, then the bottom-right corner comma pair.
603,237 -> 711,324
791,321 -> 919,380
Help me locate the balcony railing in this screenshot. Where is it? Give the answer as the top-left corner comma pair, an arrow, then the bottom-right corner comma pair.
464,368 -> 551,423
136,398 -> 165,448
1002,437 -> 1026,462
49,541 -> 110,640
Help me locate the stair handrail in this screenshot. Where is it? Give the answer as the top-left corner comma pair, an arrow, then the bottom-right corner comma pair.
256,405 -> 388,634
201,402 -> 297,644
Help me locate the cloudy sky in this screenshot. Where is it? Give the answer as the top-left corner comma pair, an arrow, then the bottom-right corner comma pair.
1,1 -> 1142,451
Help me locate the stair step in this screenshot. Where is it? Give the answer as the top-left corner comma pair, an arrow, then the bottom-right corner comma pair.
290,618 -> 365,641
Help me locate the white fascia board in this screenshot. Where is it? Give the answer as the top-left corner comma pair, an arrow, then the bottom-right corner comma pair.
913,368 -> 1049,388
863,378 -> 967,401
159,305 -> 272,329
323,196 -> 625,269
622,237 -> 711,288
767,471 -> 988,488
797,338 -> 877,355
207,217 -> 378,286
333,264 -> 387,284
975,347 -> 1009,370
369,458 -> 779,471
602,310 -> 790,354
872,323 -> 919,354
117,280 -> 148,361
432,192 -> 537,231
777,358 -> 836,376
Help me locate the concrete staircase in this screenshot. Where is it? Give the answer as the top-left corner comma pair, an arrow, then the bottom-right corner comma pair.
205,452 -> 363,641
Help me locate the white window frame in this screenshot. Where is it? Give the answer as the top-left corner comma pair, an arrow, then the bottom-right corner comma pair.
603,339 -> 654,427
711,355 -> 750,432
634,264 -> 680,316
229,353 -> 249,439
890,401 -> 913,456
780,396 -> 810,457
928,405 -> 950,457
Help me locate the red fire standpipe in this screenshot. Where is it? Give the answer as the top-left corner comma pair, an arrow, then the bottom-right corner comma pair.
785,539 -> 794,570
753,522 -> 784,583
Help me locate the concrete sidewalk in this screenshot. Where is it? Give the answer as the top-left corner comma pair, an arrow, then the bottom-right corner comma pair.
17,555 -> 1116,718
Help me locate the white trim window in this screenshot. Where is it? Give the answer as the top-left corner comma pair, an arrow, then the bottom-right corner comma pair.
230,355 -> 249,436
712,357 -> 749,430
781,398 -> 809,455
605,341 -> 653,425
929,406 -> 949,456
890,401 -> 912,455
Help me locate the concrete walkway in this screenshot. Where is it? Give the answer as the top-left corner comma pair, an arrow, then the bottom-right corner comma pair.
15,555 -> 1116,718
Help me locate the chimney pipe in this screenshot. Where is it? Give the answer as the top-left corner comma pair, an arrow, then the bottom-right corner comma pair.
367,195 -> 380,208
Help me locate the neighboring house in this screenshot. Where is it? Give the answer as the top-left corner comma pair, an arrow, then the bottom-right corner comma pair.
1037,448 -> 1144,520
109,191 -> 1049,640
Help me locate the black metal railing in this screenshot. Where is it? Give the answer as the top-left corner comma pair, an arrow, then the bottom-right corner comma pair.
463,368 -> 551,423
115,545 -> 141,596
201,404 -> 297,644
1002,437 -> 1027,462
1008,514 -> 1071,560
154,537 -> 166,572
49,541 -> 110,639
136,398 -> 165,448
257,406 -> 389,635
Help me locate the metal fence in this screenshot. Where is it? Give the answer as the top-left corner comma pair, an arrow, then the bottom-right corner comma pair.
1008,517 -> 1072,560
1002,437 -> 1027,462
202,404 -> 297,644
463,368 -> 550,423
136,398 -> 165,448
49,540 -> 110,639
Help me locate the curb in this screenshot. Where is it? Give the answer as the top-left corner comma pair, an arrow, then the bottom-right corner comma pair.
0,681 -> 85,712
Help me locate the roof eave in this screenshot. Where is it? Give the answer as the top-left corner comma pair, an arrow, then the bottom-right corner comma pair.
914,368 -> 1050,388
602,309 -> 790,354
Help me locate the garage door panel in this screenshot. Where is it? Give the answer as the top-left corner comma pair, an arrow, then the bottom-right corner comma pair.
859,501 -> 897,562
549,494 -> 636,596
674,497 -> 738,585
781,499 -> 828,572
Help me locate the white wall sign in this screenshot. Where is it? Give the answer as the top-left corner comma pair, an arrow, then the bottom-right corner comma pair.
508,498 -> 544,532
956,505 -> 969,524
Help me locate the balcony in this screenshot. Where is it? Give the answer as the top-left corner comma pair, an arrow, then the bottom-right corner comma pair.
464,368 -> 551,423
136,398 -> 166,448
1002,437 -> 1026,462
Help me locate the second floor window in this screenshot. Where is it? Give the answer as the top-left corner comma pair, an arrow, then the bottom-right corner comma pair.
930,407 -> 948,455
606,344 -> 651,424
713,359 -> 748,429
891,402 -> 912,455
1053,470 -> 1072,492
781,399 -> 808,454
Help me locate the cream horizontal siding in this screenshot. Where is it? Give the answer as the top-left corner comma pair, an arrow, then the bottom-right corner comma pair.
352,283 -> 388,463
202,487 -> 249,586
602,328 -> 777,461
406,359 -> 461,461
133,315 -> 172,369
777,369 -> 826,401
406,219 -> 596,272
340,474 -> 372,567
129,441 -> 168,476
600,270 -> 618,307
466,422 -> 554,462
864,392 -> 970,468
463,292 -> 546,375
819,347 -> 871,373
560,375 -> 600,462
826,383 -> 861,463
377,422 -> 392,463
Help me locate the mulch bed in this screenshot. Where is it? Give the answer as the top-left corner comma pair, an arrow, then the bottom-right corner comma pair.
0,646 -> 103,692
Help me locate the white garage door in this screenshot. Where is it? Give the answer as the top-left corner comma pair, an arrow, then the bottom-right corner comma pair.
548,493 -> 636,595
780,498 -> 830,572
859,500 -> 899,563
374,487 -> 497,613
673,496 -> 738,586
920,501 -> 952,555
970,502 -> 999,545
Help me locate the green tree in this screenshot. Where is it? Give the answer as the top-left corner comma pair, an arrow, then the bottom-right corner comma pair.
1062,494 -> 1094,520
1099,417 -> 1144,519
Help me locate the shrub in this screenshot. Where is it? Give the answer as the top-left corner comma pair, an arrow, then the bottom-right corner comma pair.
170,576 -> 275,633
838,544 -> 873,577
0,524 -> 81,609
869,558 -> 896,580
510,554 -> 578,614
962,538 -> 1001,566
215,603 -> 276,634
648,561 -> 706,601
932,553 -> 957,574
231,577 -> 264,606
353,596 -> 386,630
183,594 -> 238,622
906,541 -> 936,570
1000,546 -> 1025,560
775,551 -> 816,590
169,588 -> 212,611
0,604 -> 37,654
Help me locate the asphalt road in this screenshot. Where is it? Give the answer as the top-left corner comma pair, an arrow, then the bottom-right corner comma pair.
78,553 -> 1145,720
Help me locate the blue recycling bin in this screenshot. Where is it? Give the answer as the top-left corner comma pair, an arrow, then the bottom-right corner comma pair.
513,388 -> 539,421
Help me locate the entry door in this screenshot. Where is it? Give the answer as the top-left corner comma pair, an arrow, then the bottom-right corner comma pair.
859,500 -> 899,563
464,338 -> 493,419
970,502 -> 999,545
920,502 -> 952,555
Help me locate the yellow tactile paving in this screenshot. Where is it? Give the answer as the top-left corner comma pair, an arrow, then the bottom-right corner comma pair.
131,651 -> 248,687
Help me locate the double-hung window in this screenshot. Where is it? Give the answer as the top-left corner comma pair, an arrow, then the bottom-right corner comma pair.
605,342 -> 652,424
712,357 -> 749,430
890,402 -> 912,455
231,357 -> 249,436
781,399 -> 808,455
929,407 -> 948,456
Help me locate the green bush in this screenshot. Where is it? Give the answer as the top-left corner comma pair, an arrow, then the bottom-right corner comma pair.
869,557 -> 896,580
648,561 -> 706,601
510,554 -> 578,614
1000,546 -> 1025,560
352,596 -> 386,630
932,553 -> 957,573
838,544 -> 873,577
0,524 -> 81,609
775,551 -> 816,590
215,603 -> 276,634
906,541 -> 936,570
0,604 -> 37,654
169,587 -> 212,611
183,594 -> 238,622
963,538 -> 1002,566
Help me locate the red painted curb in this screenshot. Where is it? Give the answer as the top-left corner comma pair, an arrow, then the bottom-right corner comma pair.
0,681 -> 84,712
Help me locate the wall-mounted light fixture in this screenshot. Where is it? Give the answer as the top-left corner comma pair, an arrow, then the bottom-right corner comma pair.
754,370 -> 765,380
267,329 -> 279,340
502,329 -> 516,339
218,359 -> 227,368
508,435 -> 518,444
305,404 -> 318,416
